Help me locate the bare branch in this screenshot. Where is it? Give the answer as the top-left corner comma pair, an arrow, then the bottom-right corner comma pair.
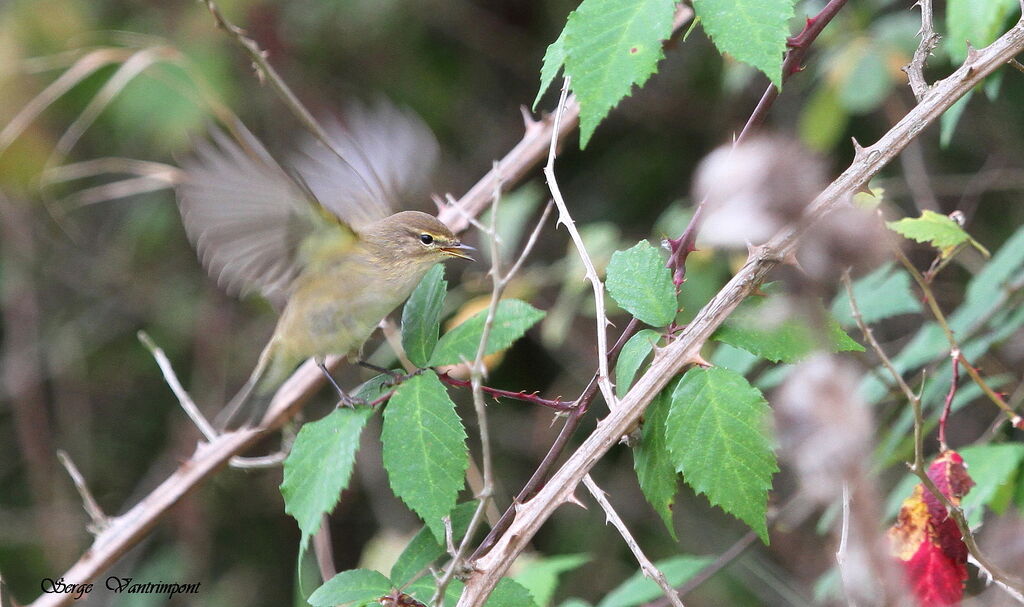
905,0 -> 940,101
583,475 -> 685,607
56,450 -> 108,534
138,331 -> 218,442
544,77 -> 617,408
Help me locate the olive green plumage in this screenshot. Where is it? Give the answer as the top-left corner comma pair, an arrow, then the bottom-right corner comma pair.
175,102 -> 470,426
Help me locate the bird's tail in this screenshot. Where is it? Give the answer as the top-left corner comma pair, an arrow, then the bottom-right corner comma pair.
215,341 -> 277,430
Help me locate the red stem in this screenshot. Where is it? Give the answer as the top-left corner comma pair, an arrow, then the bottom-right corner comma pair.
939,349 -> 960,451
437,372 -> 575,412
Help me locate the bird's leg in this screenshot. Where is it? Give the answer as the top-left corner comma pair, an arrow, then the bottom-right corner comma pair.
316,360 -> 364,407
357,360 -> 403,379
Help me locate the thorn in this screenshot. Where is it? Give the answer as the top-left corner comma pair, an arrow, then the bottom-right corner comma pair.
746,241 -> 768,260
855,182 -> 874,196
1012,415 -> 1023,430
965,42 -> 980,64
851,137 -> 866,159
780,249 -> 804,272
431,193 -> 447,214
564,493 -> 588,510
687,353 -> 712,368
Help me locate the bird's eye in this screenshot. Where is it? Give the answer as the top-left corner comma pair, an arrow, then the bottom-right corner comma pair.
419,234 -> 434,245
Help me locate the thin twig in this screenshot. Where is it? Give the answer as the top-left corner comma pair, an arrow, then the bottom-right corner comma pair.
583,475 -> 685,607
56,450 -> 108,534
905,0 -> 939,101
137,331 -> 218,442
544,76 -> 616,408
437,370 -> 573,412
736,0 -> 851,141
939,349 -> 960,451
434,172 -> 553,605
893,244 -> 1020,422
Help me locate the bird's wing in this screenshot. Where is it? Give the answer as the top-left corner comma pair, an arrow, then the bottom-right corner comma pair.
292,100 -> 439,231
176,124 -> 337,308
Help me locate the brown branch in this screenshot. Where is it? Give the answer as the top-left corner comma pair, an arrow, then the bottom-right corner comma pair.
457,19 -> 1024,605
904,0 -> 940,101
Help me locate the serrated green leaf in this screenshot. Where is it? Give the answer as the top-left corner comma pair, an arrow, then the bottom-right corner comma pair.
693,0 -> 796,88
563,0 -> 677,147
633,386 -> 678,539
281,406 -> 373,550
536,27 -> 568,110
830,263 -> 921,327
390,501 -> 478,587
606,241 -> 677,327
959,444 -> 1024,527
514,554 -> 590,607
402,264 -> 448,368
886,210 -> 982,258
946,0 -> 1018,62
486,578 -> 539,607
615,329 -> 661,398
382,371 -> 468,542
308,569 -> 392,607
428,299 -> 545,367
665,366 -> 777,543
713,297 -> 863,363
597,555 -> 713,607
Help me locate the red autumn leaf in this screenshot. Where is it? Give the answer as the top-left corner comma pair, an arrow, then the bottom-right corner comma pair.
888,450 -> 975,607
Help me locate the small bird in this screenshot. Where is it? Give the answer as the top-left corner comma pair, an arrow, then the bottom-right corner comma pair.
175,102 -> 472,427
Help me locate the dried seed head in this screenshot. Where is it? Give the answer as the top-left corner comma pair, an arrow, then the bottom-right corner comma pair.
694,136 -> 825,247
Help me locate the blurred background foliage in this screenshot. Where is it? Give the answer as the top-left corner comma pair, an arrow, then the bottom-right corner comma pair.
1,0 -> 1023,605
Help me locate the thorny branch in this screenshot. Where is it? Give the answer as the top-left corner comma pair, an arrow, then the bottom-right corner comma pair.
905,0 -> 940,101
583,475 -> 685,607
544,76 -> 617,408
457,19 -> 1024,606
666,0 -> 850,285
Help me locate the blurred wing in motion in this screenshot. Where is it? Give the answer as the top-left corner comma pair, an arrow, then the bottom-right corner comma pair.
292,100 -> 439,231
176,124 -> 328,309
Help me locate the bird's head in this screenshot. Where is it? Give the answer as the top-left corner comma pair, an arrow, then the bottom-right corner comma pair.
364,210 -> 474,268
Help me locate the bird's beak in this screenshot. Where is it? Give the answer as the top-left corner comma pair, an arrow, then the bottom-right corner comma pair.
442,243 -> 475,261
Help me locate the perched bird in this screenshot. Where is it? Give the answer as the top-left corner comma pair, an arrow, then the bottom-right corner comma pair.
175,102 -> 472,427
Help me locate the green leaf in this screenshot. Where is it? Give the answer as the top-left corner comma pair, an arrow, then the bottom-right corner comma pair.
713,296 -> 863,363
308,569 -> 392,607
562,0 -> 677,147
665,367 -> 777,543
390,501 -> 479,587
402,264 -> 448,368
514,554 -> 590,607
428,299 -> 545,367
959,444 -> 1024,527
597,555 -> 713,607
693,0 -> 796,88
281,406 -> 373,549
535,27 -> 568,110
382,371 -> 468,542
486,578 -> 539,607
887,210 -> 989,258
606,241 -> 677,327
633,386 -> 678,539
946,0 -> 1018,62
615,329 -> 661,398
830,263 -> 921,327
